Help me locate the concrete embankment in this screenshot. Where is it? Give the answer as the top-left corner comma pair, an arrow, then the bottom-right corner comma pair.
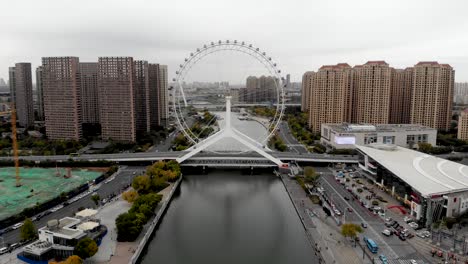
129,176 -> 183,264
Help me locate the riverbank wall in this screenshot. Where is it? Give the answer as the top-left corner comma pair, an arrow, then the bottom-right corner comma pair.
129,175 -> 183,264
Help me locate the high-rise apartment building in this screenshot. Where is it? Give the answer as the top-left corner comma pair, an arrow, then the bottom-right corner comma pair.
158,65 -> 168,126
307,63 -> 353,133
9,67 -> 16,104
301,71 -> 314,112
241,76 -> 276,103
98,57 -> 136,142
389,68 -> 413,124
454,82 -> 468,104
42,57 -> 82,140
458,109 -> 468,141
9,63 -> 34,127
80,63 -> 99,124
35,66 -> 45,121
134,60 -> 150,135
148,63 -> 162,129
410,62 -> 454,131
352,61 -> 392,124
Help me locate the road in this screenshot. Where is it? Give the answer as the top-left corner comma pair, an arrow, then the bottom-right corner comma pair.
314,166 -> 427,261
277,121 -> 309,154
0,166 -> 145,247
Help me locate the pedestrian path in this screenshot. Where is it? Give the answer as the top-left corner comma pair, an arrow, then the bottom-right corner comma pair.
281,174 -> 364,264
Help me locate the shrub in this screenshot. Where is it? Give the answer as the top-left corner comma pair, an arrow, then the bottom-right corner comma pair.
357,188 -> 363,193
372,200 -> 379,206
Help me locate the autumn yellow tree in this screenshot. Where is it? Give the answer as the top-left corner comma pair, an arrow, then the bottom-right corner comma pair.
123,189 -> 139,203
49,255 -> 82,264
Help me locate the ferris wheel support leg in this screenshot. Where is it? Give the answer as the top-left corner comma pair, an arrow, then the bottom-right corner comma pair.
176,130 -> 226,164
229,132 -> 284,167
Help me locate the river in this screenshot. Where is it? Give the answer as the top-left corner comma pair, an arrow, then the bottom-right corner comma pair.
139,171 -> 317,264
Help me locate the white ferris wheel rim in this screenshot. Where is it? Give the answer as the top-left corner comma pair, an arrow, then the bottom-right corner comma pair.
172,40 -> 286,148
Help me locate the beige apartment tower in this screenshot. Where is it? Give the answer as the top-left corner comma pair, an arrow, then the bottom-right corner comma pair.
301,71 -> 314,112
80,63 -> 99,124
307,63 -> 353,133
42,57 -> 82,140
9,63 -> 34,127
352,61 -> 392,124
458,109 -> 468,141
36,66 -> 45,121
389,68 -> 413,124
98,57 -> 136,142
158,65 -> 168,126
410,62 -> 454,131
134,60 -> 150,135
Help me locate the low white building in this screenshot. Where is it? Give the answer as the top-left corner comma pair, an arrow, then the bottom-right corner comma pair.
321,123 -> 437,150
357,144 -> 468,227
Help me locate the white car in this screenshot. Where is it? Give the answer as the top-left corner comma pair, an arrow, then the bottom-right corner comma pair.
382,229 -> 392,236
404,216 -> 412,223
12,222 -> 23,230
334,210 -> 342,216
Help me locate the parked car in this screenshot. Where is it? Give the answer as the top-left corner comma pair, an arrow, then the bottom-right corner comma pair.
398,234 -> 406,241
9,243 -> 19,251
404,216 -> 412,223
379,254 -> 388,264
347,207 -> 353,212
344,196 -> 350,201
361,222 -> 368,228
382,229 -> 392,236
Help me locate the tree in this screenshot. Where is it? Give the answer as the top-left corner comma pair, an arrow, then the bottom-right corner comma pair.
304,167 -> 320,186
418,142 -> 433,153
116,212 -> 144,241
20,218 -> 38,241
132,174 -> 152,194
91,194 -> 100,206
49,255 -> 83,264
122,189 -> 139,203
74,237 -> 98,259
341,223 -> 363,239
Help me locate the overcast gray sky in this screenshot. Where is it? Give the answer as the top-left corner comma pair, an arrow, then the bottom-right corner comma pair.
1,0 -> 468,83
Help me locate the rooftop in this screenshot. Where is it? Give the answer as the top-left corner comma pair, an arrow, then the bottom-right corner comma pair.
323,123 -> 436,133
39,217 -> 84,239
357,144 -> 468,197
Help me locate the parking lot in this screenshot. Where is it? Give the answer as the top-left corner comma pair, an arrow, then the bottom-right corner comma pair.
315,165 -> 429,263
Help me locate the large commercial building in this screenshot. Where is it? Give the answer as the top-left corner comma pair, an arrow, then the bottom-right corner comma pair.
42,57 -> 82,140
307,64 -> 353,133
410,62 -> 454,131
321,123 -> 437,150
80,62 -> 99,124
352,61 -> 392,124
9,63 -> 35,127
35,66 -> 45,121
98,57 -> 137,142
357,144 -> 468,227
458,109 -> 468,141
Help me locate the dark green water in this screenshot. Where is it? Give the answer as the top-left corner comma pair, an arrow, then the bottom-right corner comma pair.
139,171 -> 317,264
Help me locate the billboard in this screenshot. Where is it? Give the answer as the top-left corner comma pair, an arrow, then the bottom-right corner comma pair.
334,136 -> 356,145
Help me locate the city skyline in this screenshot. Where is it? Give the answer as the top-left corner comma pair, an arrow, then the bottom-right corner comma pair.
1,0 -> 468,83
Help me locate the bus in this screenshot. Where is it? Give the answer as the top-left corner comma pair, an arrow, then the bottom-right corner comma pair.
364,237 -> 378,253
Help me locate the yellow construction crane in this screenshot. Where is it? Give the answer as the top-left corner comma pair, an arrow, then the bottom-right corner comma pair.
0,102 -> 21,187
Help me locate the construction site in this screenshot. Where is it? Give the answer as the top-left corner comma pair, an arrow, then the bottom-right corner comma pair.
0,167 -> 102,220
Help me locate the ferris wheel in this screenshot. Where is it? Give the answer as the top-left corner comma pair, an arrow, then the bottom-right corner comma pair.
172,40 -> 286,150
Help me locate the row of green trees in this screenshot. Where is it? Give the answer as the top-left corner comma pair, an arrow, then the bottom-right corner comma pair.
286,113 -> 320,148
116,161 -> 181,242
0,137 -> 84,156
269,134 -> 287,152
